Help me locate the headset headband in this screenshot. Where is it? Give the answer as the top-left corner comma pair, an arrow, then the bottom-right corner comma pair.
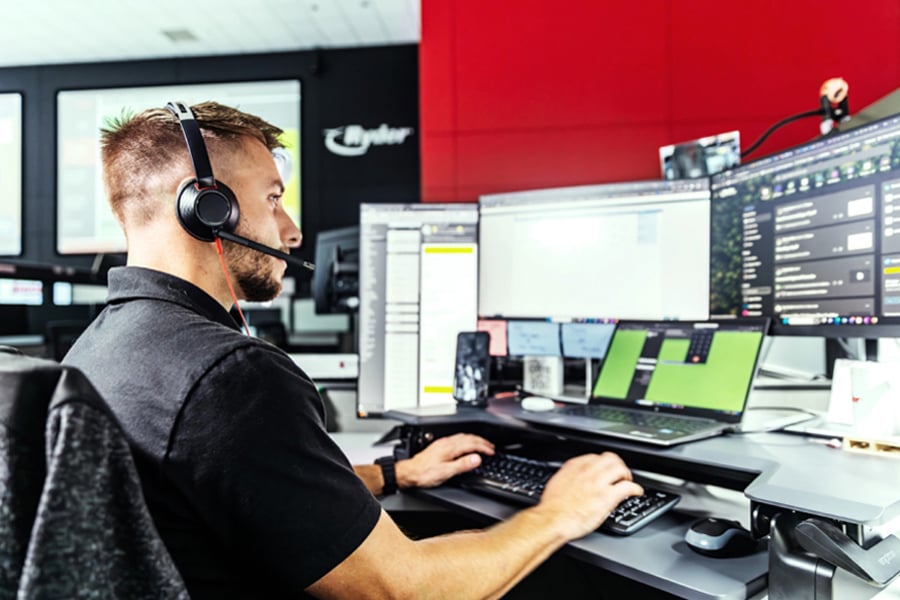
165,101 -> 216,189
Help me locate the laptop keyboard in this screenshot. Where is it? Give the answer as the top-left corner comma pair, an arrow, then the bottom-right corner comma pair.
559,404 -> 715,433
453,452 -> 680,535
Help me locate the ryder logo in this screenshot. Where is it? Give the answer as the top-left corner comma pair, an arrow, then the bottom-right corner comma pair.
323,124 -> 414,157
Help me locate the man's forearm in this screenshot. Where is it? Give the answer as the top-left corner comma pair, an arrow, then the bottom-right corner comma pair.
413,506 -> 569,599
354,464 -> 384,495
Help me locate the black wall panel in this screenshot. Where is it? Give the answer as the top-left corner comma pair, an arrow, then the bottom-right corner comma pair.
0,45 -> 419,291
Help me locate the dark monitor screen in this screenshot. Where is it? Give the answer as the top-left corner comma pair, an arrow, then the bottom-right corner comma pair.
0,93 -> 22,256
710,113 -> 900,337
312,226 -> 359,314
56,80 -> 301,254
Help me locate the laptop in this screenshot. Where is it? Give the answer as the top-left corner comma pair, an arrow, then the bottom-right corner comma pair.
514,319 -> 769,446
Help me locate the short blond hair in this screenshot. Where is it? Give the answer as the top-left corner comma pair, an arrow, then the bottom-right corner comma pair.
100,101 -> 284,228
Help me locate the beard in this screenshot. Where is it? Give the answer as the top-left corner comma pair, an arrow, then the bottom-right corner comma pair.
222,238 -> 283,302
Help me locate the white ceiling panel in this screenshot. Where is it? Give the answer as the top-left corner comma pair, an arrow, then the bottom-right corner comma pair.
0,0 -> 420,68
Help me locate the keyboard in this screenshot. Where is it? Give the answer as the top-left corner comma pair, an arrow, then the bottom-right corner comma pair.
559,405 -> 716,434
453,452 -> 680,535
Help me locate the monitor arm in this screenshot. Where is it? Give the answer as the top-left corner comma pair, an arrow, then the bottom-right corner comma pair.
766,511 -> 900,600
741,77 -> 850,160
794,518 -> 900,586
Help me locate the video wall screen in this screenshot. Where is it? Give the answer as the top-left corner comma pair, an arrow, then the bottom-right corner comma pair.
0,93 -> 22,256
57,80 -> 301,254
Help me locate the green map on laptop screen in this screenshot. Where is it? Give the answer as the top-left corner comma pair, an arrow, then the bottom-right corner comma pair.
592,323 -> 764,413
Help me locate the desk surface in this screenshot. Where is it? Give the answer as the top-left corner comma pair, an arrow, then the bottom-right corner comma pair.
387,399 -> 900,528
331,429 -> 900,600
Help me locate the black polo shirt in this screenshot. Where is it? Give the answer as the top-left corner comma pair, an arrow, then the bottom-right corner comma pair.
64,266 -> 381,599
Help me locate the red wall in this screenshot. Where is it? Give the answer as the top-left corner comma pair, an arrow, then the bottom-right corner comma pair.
420,0 -> 900,202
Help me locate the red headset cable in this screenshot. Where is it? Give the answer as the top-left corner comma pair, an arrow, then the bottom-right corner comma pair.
215,237 -> 252,337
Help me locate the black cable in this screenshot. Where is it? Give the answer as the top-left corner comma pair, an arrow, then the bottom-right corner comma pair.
741,109 -> 823,159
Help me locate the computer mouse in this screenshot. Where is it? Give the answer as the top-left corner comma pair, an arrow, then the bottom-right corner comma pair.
520,396 -> 556,412
684,517 -> 760,558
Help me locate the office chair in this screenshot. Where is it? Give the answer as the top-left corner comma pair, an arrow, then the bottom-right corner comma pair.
0,346 -> 188,599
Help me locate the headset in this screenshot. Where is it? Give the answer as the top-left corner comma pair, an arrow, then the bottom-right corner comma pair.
166,101 -> 240,241
165,101 -> 314,270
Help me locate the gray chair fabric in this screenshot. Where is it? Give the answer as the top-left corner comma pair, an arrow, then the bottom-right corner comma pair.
0,347 -> 189,599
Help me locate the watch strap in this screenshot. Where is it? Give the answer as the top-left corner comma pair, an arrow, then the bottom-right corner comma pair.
375,455 -> 398,495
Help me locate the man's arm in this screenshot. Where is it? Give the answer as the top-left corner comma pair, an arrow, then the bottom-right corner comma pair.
309,452 -> 642,599
354,433 -> 495,495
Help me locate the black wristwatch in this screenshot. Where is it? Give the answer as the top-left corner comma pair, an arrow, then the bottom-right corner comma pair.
374,455 -> 398,495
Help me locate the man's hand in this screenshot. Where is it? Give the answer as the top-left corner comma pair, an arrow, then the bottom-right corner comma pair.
532,452 -> 643,541
396,433 -> 495,489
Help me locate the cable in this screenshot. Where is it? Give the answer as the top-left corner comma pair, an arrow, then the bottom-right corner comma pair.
726,406 -> 822,435
745,405 -> 820,418
740,109 -> 823,160
215,237 -> 252,337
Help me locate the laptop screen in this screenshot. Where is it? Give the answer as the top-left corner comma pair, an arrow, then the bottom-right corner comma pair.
591,320 -> 768,421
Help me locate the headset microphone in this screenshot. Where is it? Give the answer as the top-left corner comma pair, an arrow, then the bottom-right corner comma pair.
165,101 -> 314,272
216,230 -> 315,271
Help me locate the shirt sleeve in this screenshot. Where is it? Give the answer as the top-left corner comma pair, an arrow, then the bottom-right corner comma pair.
166,343 -> 382,590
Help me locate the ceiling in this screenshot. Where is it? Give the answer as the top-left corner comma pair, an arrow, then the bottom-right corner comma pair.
0,0 -> 420,68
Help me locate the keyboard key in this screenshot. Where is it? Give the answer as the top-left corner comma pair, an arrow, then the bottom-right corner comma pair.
453,452 -> 680,535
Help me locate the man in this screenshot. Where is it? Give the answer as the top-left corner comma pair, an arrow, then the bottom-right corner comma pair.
64,102 -> 643,598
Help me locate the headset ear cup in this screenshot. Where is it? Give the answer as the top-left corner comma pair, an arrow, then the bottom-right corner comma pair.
175,179 -> 240,242
211,181 -> 240,234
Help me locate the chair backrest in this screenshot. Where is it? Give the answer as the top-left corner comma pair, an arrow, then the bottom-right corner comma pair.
0,346 -> 189,599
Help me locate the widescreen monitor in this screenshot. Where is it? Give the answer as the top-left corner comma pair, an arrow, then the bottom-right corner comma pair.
710,113 -> 900,337
0,93 -> 22,256
479,179 -> 711,322
56,80 -> 301,254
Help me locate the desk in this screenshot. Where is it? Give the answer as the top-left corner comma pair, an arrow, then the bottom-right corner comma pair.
363,399 -> 900,599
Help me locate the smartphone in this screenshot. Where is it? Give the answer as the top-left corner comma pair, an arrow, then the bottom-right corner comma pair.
453,331 -> 491,406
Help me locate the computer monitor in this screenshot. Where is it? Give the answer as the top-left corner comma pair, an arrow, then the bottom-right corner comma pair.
478,179 -> 711,322
0,93 -> 22,256
0,278 -> 42,306
660,131 -> 741,180
710,112 -> 900,338
476,318 -> 508,356
56,79 -> 301,254
312,226 -> 360,314
506,320 -> 561,357
357,203 -> 479,416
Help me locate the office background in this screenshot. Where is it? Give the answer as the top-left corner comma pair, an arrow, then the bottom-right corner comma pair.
2,0 -> 900,369
418,0 -> 900,201
2,1 -> 900,265
0,44 -> 419,273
